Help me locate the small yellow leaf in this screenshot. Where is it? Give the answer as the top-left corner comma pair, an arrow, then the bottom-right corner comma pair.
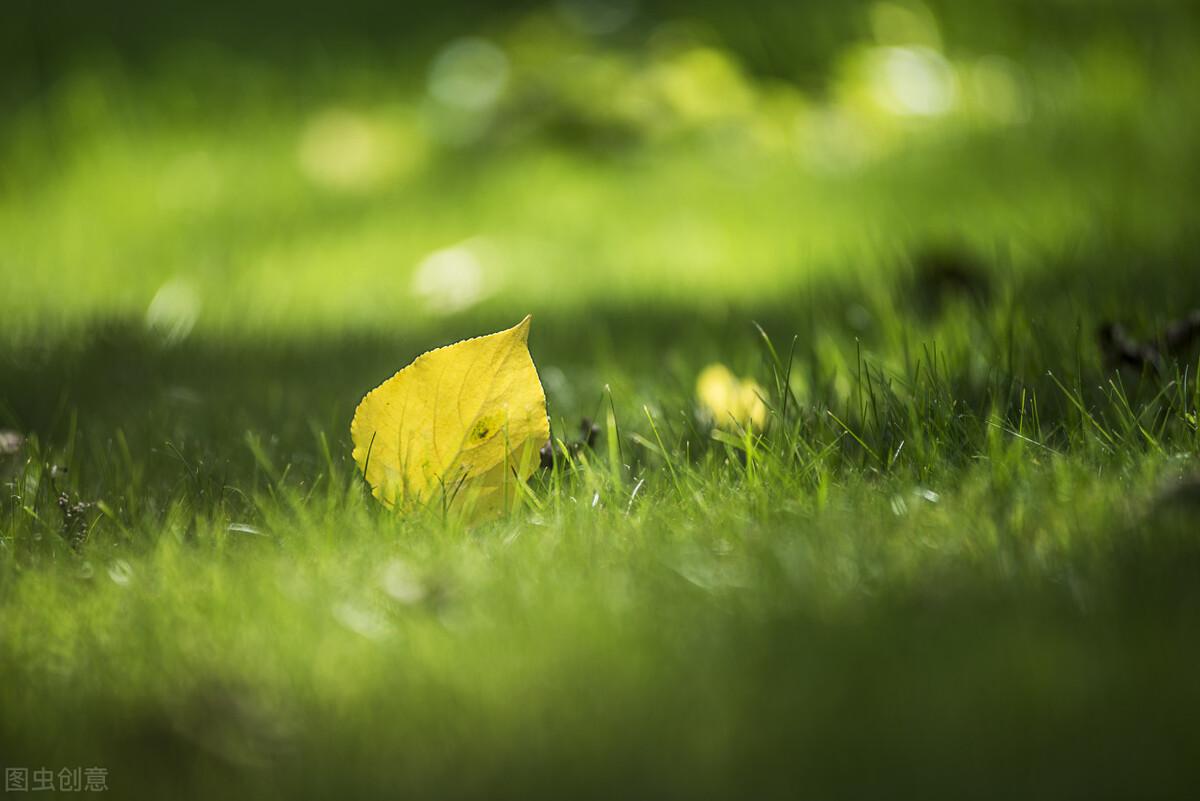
351,316 -> 549,520
696,363 -> 768,431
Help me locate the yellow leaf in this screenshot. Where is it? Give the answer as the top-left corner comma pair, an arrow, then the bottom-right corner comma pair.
350,315 -> 549,520
696,363 -> 768,431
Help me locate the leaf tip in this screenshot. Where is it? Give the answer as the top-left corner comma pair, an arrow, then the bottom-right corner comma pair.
513,314 -> 533,340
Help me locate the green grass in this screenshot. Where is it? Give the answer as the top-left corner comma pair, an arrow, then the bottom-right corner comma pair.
4,9 -> 1200,798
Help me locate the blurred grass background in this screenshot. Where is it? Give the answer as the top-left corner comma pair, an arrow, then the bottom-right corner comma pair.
4,1 -> 1200,798
3,0 -> 1198,336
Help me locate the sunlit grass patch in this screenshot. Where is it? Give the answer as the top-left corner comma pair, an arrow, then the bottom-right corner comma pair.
4,4 -> 1200,797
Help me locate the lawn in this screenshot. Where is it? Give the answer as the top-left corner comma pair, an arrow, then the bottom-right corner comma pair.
3,2 -> 1200,798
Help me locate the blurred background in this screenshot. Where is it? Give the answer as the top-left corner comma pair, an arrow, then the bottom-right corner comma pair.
3,0 -> 1198,339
